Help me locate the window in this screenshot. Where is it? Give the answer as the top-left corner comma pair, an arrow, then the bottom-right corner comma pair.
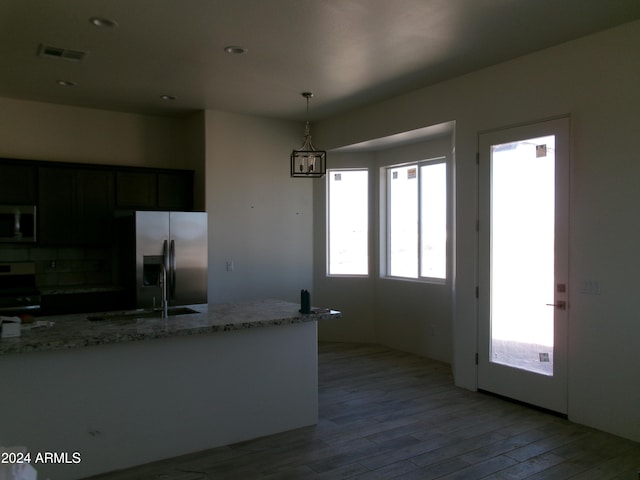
384,158 -> 447,281
327,169 -> 369,275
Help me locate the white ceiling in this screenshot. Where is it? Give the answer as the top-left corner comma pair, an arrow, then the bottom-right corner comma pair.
1,0 -> 638,121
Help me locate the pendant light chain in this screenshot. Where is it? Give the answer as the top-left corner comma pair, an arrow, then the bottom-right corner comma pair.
304,93 -> 311,139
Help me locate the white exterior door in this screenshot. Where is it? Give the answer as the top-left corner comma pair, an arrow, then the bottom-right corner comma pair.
478,117 -> 570,414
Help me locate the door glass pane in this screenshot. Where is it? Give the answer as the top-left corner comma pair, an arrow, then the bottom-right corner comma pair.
490,135 -> 555,376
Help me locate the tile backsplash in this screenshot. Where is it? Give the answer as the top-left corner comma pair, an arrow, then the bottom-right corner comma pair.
0,244 -> 115,289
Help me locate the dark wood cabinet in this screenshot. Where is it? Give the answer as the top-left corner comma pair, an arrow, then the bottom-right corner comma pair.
0,161 -> 37,204
76,169 -> 115,244
116,169 -> 193,210
38,167 -> 75,245
40,290 -> 127,316
158,171 -> 194,210
39,166 -> 114,245
116,171 -> 157,209
2,158 -> 195,246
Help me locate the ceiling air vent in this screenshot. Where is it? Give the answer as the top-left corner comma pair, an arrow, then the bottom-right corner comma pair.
37,44 -> 87,62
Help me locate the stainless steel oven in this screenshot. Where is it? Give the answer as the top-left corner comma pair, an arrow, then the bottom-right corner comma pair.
0,205 -> 37,243
0,263 -> 41,315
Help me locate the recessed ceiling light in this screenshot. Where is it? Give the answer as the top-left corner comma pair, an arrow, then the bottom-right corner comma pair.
57,80 -> 77,87
90,17 -> 118,28
160,94 -> 176,101
224,45 -> 247,54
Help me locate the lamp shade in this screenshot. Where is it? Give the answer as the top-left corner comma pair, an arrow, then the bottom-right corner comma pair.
290,93 -> 326,178
291,147 -> 326,177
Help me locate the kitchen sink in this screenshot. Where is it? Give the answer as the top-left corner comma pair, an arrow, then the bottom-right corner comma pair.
87,306 -> 200,321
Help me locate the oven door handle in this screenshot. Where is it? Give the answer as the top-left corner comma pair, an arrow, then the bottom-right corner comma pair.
0,304 -> 41,313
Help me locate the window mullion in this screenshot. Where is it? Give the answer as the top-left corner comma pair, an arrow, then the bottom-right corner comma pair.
386,170 -> 391,277
417,164 -> 423,278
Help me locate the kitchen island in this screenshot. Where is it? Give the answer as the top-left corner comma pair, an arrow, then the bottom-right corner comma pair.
0,299 -> 340,479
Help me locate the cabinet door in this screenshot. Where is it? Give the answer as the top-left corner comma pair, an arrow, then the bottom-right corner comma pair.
39,166 -> 115,246
0,163 -> 37,204
158,172 -> 194,210
116,171 -> 157,209
76,169 -> 115,244
38,167 -> 75,245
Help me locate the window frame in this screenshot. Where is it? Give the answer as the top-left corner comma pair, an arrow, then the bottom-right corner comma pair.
326,167 -> 370,277
381,156 -> 449,284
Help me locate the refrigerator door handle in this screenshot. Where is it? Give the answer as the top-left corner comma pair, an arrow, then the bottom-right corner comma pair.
162,239 -> 170,272
170,239 -> 176,300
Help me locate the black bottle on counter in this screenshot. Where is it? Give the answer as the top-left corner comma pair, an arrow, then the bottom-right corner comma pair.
300,289 -> 311,314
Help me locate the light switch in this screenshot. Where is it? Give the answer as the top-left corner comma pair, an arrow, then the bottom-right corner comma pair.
580,279 -> 600,295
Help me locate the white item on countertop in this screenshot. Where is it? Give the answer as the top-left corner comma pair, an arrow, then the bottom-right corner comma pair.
0,317 -> 21,338
0,446 -> 38,480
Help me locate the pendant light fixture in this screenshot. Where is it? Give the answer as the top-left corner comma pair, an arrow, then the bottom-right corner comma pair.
291,92 -> 326,178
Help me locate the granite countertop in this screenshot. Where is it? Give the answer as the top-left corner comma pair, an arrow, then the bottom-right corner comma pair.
0,299 -> 341,356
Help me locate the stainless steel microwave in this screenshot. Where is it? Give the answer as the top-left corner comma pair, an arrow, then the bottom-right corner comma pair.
0,205 -> 36,243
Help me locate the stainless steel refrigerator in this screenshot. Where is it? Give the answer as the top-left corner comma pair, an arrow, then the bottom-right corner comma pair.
117,211 -> 208,309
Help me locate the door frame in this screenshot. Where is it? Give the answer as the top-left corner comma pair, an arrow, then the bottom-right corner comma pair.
477,116 -> 570,414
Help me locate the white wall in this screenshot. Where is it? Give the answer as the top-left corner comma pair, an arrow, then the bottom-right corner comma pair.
315,136 -> 454,363
1,20 -> 638,444
182,111 -> 207,210
204,110 -> 314,304
0,97 -> 189,168
314,20 -> 640,442
373,136 -> 453,362
0,322 -> 318,479
314,152 -> 378,344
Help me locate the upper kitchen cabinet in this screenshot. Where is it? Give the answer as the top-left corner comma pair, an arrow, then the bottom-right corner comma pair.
158,171 -> 194,210
39,166 -> 114,246
38,166 -> 74,245
2,157 -> 196,246
116,171 -> 157,209
116,169 -> 193,211
0,160 -> 37,204
76,168 -> 115,244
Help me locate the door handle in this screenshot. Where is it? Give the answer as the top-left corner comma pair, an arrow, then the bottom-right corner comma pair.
169,239 -> 176,300
162,240 -> 169,271
546,300 -> 566,310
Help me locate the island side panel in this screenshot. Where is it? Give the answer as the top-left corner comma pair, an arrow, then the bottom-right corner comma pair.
0,321 -> 318,480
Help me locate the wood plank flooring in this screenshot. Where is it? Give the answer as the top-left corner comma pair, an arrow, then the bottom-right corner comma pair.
86,342 -> 640,479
